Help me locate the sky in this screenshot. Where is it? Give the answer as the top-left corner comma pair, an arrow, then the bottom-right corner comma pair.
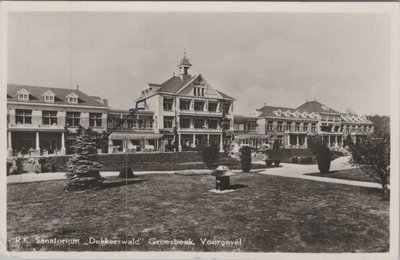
7,12 -> 391,115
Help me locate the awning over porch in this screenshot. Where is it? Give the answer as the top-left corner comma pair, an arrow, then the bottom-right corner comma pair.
109,133 -> 164,140
235,134 -> 271,140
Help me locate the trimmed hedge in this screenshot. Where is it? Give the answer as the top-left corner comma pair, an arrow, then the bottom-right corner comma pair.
263,149 -> 313,163
34,152 -> 248,172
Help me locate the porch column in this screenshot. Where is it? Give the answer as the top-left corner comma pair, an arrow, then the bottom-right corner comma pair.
207,134 -> 210,145
296,135 -> 299,148
287,135 -> 290,146
122,139 -> 127,152
8,131 -> 13,156
178,133 -> 182,152
60,132 -> 66,155
108,139 -> 113,154
335,135 -> 338,147
35,131 -> 40,152
304,136 -> 308,148
219,134 -> 224,152
192,134 -> 196,148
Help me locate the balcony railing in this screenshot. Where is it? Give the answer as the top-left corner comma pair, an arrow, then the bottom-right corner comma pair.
179,110 -> 222,117
8,123 -> 64,129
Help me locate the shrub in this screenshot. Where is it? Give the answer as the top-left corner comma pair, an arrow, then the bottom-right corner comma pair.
39,158 -> 57,173
33,164 -> 41,174
272,140 -> 281,149
291,157 -> 299,163
308,136 -> 331,174
119,166 -> 134,178
349,133 -> 390,200
274,159 -> 281,166
240,146 -> 252,172
65,126 -> 104,191
199,144 -> 219,168
265,159 -> 274,167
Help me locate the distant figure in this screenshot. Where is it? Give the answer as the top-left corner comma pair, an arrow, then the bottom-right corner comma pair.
49,145 -> 54,154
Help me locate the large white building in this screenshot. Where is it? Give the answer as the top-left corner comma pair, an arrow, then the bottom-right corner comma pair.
135,54 -> 235,152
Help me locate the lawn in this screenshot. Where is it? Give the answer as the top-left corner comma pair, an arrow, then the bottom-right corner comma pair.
306,168 -> 379,183
7,173 -> 389,252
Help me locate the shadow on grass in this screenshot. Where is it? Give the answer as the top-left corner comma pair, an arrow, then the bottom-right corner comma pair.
101,178 -> 146,189
229,184 -> 247,190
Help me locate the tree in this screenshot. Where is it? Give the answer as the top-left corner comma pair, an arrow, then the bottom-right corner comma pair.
199,144 -> 219,168
65,126 -> 104,191
343,135 -> 354,148
240,146 -> 252,173
348,133 -> 390,200
366,115 -> 390,136
307,136 -> 331,174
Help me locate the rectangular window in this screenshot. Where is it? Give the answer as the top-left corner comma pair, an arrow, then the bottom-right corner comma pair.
42,111 -> 58,125
163,98 -> 173,111
66,112 -> 81,127
180,118 -> 191,129
194,101 -> 205,111
15,109 -> 32,124
234,124 -> 239,130
89,113 -> 102,127
311,123 -> 316,132
249,123 -> 257,131
267,121 -> 273,131
222,121 -> 230,130
208,102 -> 218,112
239,124 -> 244,131
179,99 -> 191,110
286,122 -> 292,131
295,122 -> 300,131
208,120 -> 218,129
163,117 -> 174,129
303,123 -> 309,131
222,102 -> 231,114
194,119 -> 205,128
277,122 -> 283,132
145,120 -> 153,129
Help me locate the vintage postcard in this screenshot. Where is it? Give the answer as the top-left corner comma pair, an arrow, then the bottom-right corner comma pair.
0,2 -> 399,260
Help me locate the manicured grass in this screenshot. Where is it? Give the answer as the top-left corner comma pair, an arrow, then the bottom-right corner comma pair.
7,173 -> 388,252
306,168 -> 379,183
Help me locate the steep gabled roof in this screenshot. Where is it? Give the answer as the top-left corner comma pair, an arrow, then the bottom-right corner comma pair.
154,76 -> 195,94
296,100 -> 339,114
256,105 -> 295,117
216,90 -> 235,100
7,84 -> 108,108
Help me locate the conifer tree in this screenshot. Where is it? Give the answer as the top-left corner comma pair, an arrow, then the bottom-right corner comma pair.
65,126 -> 104,191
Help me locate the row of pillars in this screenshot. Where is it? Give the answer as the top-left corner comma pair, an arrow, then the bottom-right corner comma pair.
178,133 -> 224,152
7,131 -> 66,156
286,135 -> 345,148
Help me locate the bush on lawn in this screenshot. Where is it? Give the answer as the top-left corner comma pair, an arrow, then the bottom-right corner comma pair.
291,156 -> 299,163
348,132 -> 390,200
265,159 -> 274,167
240,146 -> 252,172
199,144 -> 219,168
65,126 -> 104,191
308,136 -> 331,174
274,159 -> 281,167
119,166 -> 134,178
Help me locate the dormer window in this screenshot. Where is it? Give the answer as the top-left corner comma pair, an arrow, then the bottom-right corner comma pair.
17,89 -> 30,101
66,92 -> 79,104
42,90 -> 55,103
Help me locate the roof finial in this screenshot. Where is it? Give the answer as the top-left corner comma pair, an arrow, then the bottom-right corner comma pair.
184,48 -> 186,58
76,85 -> 79,90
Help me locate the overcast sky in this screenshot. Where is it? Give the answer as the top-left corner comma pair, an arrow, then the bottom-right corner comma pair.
8,12 -> 390,115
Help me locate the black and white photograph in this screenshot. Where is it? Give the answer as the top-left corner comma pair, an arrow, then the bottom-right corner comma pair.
1,2 -> 399,259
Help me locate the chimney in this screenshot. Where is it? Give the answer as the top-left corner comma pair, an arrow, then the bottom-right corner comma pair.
76,85 -> 79,91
